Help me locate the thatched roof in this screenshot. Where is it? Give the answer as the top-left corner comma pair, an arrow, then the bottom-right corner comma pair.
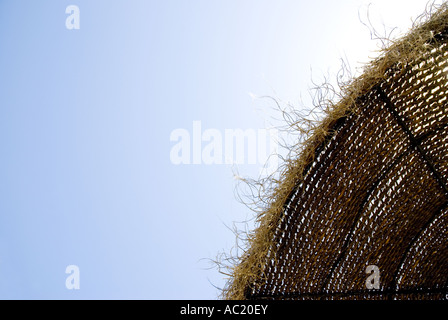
223,3 -> 448,300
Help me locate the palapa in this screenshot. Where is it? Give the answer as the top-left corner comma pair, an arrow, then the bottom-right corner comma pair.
222,3 -> 448,300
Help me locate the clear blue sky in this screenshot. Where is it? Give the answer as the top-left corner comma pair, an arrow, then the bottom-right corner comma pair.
0,0 -> 435,299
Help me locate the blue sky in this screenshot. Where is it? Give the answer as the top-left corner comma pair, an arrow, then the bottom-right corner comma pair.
0,0 -> 436,299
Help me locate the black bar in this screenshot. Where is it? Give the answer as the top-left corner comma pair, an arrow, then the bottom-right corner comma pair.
2,299 -> 445,318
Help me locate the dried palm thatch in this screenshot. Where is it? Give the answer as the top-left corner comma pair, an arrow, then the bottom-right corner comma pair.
222,3 -> 448,300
